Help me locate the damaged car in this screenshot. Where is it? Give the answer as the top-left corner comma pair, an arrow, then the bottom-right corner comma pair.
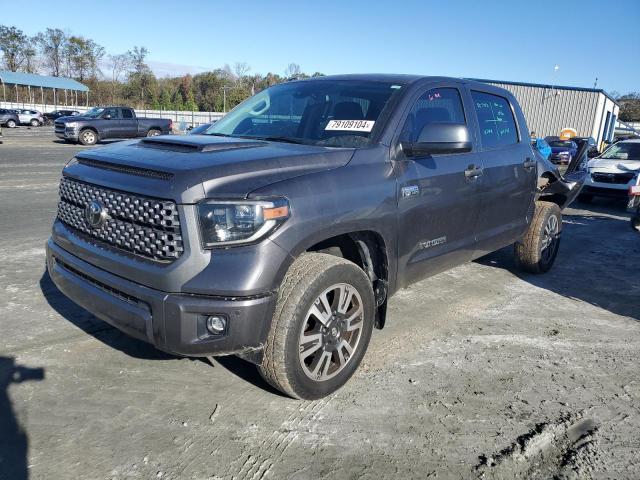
46,75 -> 585,399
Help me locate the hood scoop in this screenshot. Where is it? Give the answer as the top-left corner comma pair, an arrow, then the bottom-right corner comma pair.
139,136 -> 266,153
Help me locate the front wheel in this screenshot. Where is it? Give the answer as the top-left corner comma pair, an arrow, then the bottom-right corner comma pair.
514,201 -> 562,273
6,119 -> 16,128
631,212 -> 640,232
259,253 -> 375,399
79,129 -> 98,146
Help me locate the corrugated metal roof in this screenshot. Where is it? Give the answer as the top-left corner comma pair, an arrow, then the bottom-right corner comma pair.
467,77 -> 618,105
0,70 -> 89,91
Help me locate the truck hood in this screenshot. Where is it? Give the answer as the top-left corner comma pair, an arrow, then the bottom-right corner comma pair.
587,158 -> 640,173
65,135 -> 355,203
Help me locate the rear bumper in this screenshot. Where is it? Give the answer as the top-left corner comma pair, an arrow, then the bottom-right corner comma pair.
46,239 -> 276,357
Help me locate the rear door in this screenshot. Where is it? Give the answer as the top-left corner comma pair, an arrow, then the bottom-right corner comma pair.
393,84 -> 483,287
470,90 -> 536,257
118,108 -> 138,138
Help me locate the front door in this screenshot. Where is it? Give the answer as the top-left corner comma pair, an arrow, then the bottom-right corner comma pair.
394,86 -> 482,288
100,107 -> 121,138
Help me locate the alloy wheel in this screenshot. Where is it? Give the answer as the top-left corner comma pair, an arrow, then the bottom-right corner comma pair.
298,283 -> 364,381
540,214 -> 559,262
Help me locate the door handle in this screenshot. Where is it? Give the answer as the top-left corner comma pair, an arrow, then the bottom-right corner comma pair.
523,158 -> 536,170
464,164 -> 483,178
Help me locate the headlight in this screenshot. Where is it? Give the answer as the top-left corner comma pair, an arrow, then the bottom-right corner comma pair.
197,198 -> 290,247
65,122 -> 78,128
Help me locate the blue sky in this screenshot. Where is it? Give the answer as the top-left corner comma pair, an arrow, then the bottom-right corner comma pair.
2,0 -> 639,93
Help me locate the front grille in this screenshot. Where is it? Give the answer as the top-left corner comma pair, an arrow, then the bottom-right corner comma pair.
56,177 -> 183,261
54,122 -> 65,133
591,172 -> 635,184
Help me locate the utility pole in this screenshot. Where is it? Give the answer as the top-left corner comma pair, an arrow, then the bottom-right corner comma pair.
221,85 -> 231,113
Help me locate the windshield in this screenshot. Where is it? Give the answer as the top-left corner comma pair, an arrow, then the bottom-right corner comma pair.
600,142 -> 640,161
549,140 -> 575,148
205,80 -> 404,147
83,107 -> 105,118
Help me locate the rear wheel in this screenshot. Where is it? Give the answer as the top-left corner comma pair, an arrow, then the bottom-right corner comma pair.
146,128 -> 161,137
259,253 -> 375,399
6,119 -> 16,128
79,129 -> 97,146
30,119 -> 40,127
515,201 -> 562,273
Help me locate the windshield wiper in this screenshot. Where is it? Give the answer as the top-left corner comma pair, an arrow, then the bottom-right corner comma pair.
205,132 -> 234,137
243,135 -> 308,145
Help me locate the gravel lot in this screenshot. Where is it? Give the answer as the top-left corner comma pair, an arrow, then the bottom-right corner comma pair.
1,127 -> 639,480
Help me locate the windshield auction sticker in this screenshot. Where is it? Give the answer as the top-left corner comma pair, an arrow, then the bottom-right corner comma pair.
325,120 -> 375,132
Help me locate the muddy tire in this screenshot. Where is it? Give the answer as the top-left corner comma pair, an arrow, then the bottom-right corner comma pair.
259,253 -> 375,400
515,201 -> 562,274
146,128 -> 161,137
79,129 -> 98,146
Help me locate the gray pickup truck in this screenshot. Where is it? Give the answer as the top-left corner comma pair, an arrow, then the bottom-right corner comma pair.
54,106 -> 172,145
46,75 -> 585,399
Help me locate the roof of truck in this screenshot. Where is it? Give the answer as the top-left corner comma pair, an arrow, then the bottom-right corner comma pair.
293,74 -> 464,84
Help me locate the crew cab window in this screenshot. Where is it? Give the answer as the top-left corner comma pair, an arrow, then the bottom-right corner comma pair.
471,91 -> 518,148
399,88 -> 466,142
122,109 -> 134,119
103,108 -> 119,118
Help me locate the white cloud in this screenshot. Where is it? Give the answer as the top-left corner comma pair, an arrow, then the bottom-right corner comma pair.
147,60 -> 210,78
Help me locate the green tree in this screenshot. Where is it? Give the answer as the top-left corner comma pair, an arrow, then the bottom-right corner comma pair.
184,90 -> 198,111
35,28 -> 67,76
0,25 -> 29,71
618,93 -> 640,122
64,36 -> 104,80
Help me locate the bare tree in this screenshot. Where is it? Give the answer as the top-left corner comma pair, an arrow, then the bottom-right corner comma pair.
284,63 -> 301,79
106,52 -> 132,102
234,62 -> 251,79
35,28 -> 67,76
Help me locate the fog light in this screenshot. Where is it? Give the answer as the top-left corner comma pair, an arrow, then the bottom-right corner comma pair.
206,315 -> 227,335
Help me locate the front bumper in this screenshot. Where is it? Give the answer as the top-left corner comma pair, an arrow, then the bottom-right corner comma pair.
46,239 -> 277,357
55,127 -> 79,141
582,172 -> 634,198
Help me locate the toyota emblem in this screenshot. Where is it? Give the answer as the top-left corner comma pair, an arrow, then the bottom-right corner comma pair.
85,200 -> 107,228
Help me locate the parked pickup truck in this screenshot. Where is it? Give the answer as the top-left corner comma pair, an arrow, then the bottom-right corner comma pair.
54,106 -> 172,145
46,75 -> 585,399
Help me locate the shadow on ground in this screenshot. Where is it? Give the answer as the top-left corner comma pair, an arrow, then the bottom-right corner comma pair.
477,201 -> 640,322
0,357 -> 45,480
39,270 -> 282,395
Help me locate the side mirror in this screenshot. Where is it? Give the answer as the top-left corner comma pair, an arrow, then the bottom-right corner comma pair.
103,114 -> 112,120
401,123 -> 472,157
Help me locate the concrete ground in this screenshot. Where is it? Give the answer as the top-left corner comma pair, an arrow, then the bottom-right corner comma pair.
1,127 -> 639,480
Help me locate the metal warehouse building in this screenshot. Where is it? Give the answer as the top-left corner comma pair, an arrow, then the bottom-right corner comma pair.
472,78 -> 619,148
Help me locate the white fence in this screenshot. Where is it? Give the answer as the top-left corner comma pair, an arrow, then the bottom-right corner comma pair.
0,101 -> 225,128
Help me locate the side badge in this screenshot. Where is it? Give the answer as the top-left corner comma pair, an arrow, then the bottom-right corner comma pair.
401,185 -> 419,198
